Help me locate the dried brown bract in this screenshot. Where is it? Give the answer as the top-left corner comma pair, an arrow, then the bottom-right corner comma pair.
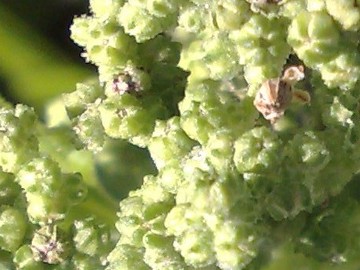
253,65 -> 310,124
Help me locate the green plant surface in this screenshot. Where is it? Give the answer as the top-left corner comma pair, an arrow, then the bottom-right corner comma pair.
2,0 -> 360,269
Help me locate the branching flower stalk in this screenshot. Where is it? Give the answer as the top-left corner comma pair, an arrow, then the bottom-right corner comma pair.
1,0 -> 360,269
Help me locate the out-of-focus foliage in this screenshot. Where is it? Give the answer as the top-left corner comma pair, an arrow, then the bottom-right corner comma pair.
0,1 -> 92,110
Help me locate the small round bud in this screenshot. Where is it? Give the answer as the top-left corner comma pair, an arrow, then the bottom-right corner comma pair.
233,127 -> 283,173
14,245 -> 45,270
0,207 -> 27,252
73,218 -> 112,258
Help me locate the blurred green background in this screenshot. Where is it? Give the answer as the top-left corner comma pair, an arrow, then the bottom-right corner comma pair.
0,0 -> 93,112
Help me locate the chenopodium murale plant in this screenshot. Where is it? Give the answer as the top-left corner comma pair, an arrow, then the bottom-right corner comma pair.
2,0 -> 360,269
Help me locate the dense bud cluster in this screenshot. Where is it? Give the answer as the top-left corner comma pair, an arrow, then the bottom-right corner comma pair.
66,0 -> 360,269
0,104 -> 115,269
2,0 -> 360,269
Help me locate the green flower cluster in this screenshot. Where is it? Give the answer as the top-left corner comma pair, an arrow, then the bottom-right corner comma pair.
0,104 -> 115,269
288,11 -> 360,90
3,0 -> 360,269
66,0 -> 360,269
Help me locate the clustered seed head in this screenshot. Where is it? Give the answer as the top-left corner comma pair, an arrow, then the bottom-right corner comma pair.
66,0 -> 360,269
0,103 -> 116,269
2,0 -> 360,269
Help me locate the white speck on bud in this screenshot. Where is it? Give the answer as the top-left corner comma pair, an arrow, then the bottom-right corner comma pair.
112,72 -> 139,95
